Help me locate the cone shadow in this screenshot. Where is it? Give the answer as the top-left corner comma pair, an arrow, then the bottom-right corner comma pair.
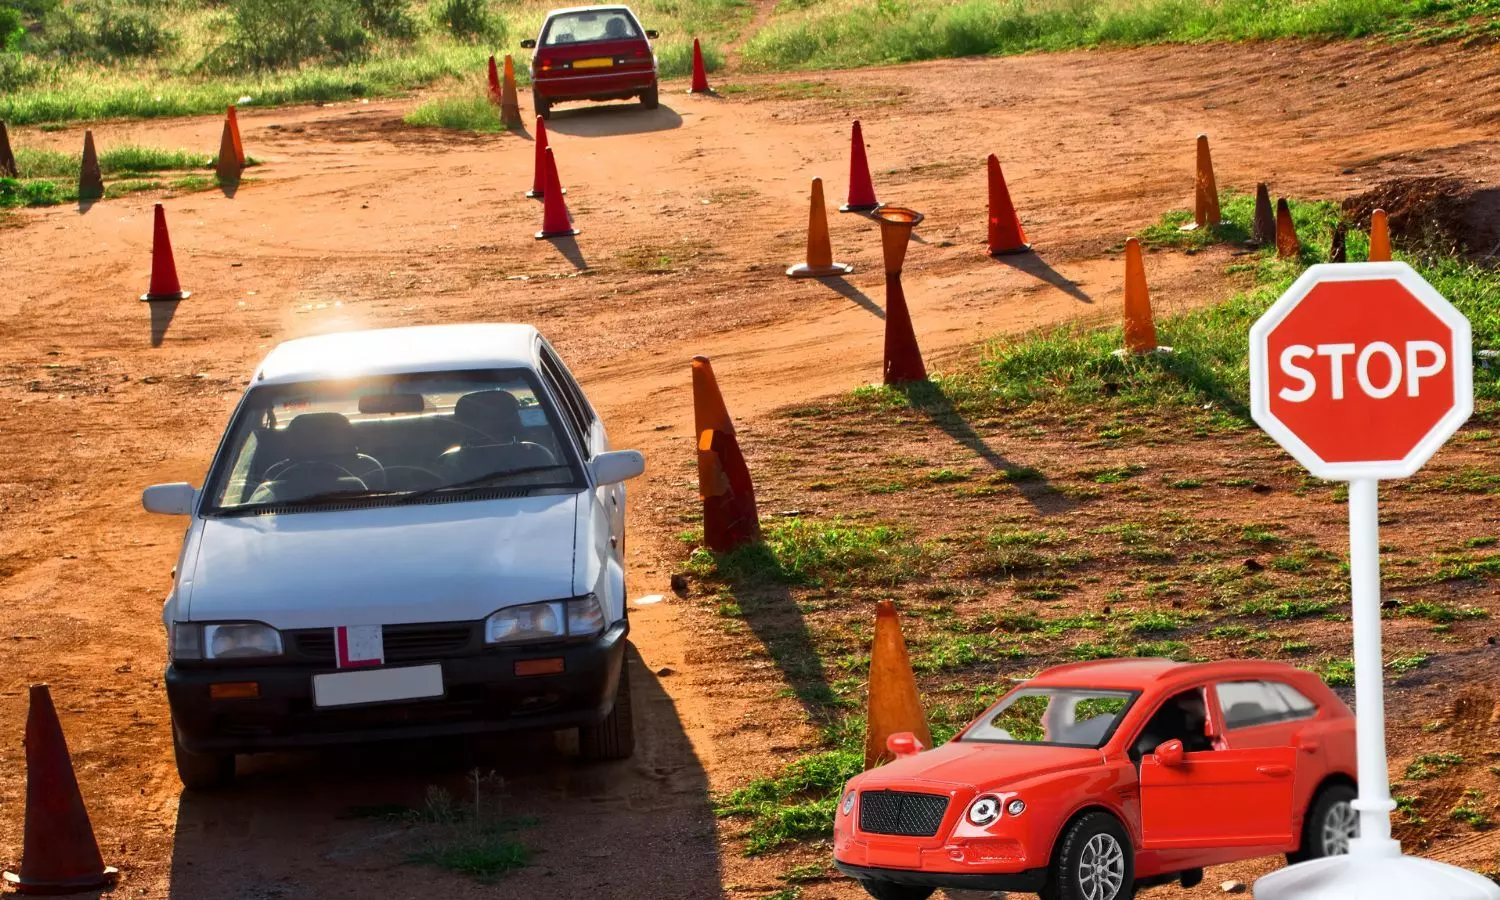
77,196 -> 98,214
166,652 -> 722,898
218,172 -> 241,199
819,276 -> 884,320
992,253 -> 1092,304
548,234 -> 589,270
148,300 -> 181,347
894,380 -> 1077,516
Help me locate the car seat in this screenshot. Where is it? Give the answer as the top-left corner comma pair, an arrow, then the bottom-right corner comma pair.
440,391 -> 559,481
250,412 -> 384,502
605,17 -> 628,38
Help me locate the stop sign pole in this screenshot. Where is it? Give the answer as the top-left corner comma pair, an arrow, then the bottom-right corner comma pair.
1249,263 -> 1497,900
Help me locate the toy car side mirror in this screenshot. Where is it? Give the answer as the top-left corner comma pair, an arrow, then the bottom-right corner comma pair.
520,38 -> 537,49
887,732 -> 924,758
646,29 -> 659,38
1154,739 -> 1185,768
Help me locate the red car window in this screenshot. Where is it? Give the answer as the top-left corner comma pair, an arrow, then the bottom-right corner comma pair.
1216,679 -> 1318,730
542,10 -> 641,46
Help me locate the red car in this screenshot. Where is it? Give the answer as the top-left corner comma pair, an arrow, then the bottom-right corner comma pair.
834,659 -> 1359,900
521,5 -> 659,118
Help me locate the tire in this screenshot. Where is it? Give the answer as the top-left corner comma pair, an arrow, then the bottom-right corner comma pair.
578,648 -> 635,761
640,83 -> 659,110
173,731 -> 235,791
1041,811 -> 1135,900
533,87 -> 552,120
1288,783 -> 1358,863
858,881 -> 934,900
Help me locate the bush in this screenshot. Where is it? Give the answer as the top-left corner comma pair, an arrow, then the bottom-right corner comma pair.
434,0 -> 503,42
94,7 -> 175,57
0,49 -> 44,90
357,0 -> 417,39
218,0 -> 371,70
33,1 -> 174,60
0,8 -> 23,51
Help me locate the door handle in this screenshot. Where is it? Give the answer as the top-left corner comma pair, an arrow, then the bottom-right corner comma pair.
1298,741 -> 1320,753
610,537 -> 618,548
1256,765 -> 1292,777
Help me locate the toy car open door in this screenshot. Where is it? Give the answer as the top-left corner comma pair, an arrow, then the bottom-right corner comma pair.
1139,743 -> 1298,848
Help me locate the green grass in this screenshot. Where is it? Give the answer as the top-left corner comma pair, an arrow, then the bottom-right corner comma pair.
406,822 -> 530,880
688,517 -> 922,587
404,88 -> 505,132
715,748 -> 862,855
740,0 -> 1500,72
1,144 -> 240,208
1405,752 -> 1465,781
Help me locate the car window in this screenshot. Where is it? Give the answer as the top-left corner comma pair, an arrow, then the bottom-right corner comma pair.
1217,680 -> 1318,730
201,369 -> 584,513
537,346 -> 593,456
542,9 -> 640,45
961,688 -> 1136,748
1129,687 -> 1213,760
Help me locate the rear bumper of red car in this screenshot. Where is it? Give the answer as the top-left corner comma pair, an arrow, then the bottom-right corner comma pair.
534,70 -> 657,101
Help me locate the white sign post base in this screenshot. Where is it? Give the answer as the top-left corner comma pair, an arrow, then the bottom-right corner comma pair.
1254,480 -> 1500,900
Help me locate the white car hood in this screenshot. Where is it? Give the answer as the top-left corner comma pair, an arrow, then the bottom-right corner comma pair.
181,494 -> 580,630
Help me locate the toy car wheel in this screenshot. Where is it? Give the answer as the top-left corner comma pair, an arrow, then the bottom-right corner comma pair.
1042,812 -> 1135,900
578,646 -> 636,761
1289,783 -> 1358,863
173,729 -> 235,791
640,83 -> 659,110
533,87 -> 552,120
856,880 -> 934,900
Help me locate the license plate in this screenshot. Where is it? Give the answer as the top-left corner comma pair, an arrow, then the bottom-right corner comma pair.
573,57 -> 614,69
313,664 -> 443,708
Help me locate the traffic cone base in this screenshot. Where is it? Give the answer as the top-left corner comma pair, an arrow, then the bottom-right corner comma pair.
787,261 -> 854,278
4,867 -> 119,893
990,242 -> 1032,256
788,177 -> 851,278
141,289 -> 190,302
840,202 -> 882,213
863,600 -> 932,770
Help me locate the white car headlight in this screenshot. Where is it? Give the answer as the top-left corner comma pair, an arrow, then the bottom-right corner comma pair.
841,791 -> 856,816
486,595 -> 605,645
1007,798 -> 1026,817
172,622 -> 282,661
968,795 -> 1001,826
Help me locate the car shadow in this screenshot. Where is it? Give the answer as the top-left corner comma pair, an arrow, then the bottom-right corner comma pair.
894,380 -> 1076,516
542,103 -> 684,137
166,655 -> 720,898
148,300 -> 181,347
992,252 -> 1092,304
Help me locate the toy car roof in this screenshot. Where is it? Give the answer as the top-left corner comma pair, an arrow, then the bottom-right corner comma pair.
252,323 -> 541,386
1026,657 -> 1316,692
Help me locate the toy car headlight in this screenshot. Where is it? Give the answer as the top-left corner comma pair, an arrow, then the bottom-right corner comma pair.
1007,798 -> 1026,816
967,795 -> 1001,826
841,791 -> 855,816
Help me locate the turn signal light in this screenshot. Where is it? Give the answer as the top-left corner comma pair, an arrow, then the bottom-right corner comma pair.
515,657 -> 564,676
209,682 -> 260,700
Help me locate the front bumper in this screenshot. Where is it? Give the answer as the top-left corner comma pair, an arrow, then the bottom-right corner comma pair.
167,621 -> 627,753
834,861 -> 1047,893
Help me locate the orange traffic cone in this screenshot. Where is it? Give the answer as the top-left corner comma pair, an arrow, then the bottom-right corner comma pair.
535,147 -> 578,239
2,685 -> 118,894
500,55 -> 522,129
1368,208 -> 1391,262
1180,134 -> 1221,231
214,117 -> 241,182
840,120 -> 880,213
140,204 -> 191,303
689,39 -> 710,94
487,55 -> 502,105
864,601 -> 932,770
526,116 -> 564,199
884,274 -> 927,385
986,154 -> 1030,255
0,120 -> 17,178
1251,183 -> 1275,246
79,130 -> 103,201
1275,198 -> 1300,259
693,356 -> 760,553
226,105 -> 246,166
1122,238 -> 1159,354
787,178 -> 852,278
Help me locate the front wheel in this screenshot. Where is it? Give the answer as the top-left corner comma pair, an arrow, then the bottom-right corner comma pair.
1288,783 -> 1358,863
533,87 -> 552,120
1042,812 -> 1135,900
639,83 -> 659,110
173,730 -> 235,791
578,648 -> 635,761
857,880 -> 934,900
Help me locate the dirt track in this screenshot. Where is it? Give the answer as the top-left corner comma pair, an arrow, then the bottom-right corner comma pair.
3,37 -> 1500,899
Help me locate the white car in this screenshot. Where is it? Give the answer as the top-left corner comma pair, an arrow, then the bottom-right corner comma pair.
142,324 -> 645,789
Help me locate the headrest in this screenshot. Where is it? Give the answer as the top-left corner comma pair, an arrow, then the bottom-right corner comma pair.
281,412 -> 357,458
454,391 -> 523,442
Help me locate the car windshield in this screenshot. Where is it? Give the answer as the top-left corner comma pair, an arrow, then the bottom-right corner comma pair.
961,688 -> 1137,749
542,9 -> 640,45
203,369 -> 583,514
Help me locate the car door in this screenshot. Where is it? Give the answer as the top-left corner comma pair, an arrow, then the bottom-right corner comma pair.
1139,742 -> 1298,849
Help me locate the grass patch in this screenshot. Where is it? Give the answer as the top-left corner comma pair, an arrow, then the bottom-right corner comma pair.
407,822 -> 531,880
715,748 -> 862,855
2,144 -> 243,208
688,517 -> 921,587
1405,752 -> 1465,781
404,89 -> 504,132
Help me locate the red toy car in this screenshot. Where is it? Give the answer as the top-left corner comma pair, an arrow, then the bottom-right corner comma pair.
834,659 -> 1359,900
521,5 -> 659,119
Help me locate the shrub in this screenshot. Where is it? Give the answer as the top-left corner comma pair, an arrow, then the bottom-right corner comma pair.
0,8 -> 23,51
434,0 -> 503,42
94,7 -> 175,57
0,50 -> 43,90
357,0 -> 418,39
33,1 -> 174,60
217,0 -> 371,70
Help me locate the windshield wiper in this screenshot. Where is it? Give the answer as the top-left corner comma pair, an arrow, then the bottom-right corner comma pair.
395,464 -> 570,503
211,488 -> 407,516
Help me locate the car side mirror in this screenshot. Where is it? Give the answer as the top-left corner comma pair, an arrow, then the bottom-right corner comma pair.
1154,739 -> 1185,768
887,732 -> 924,758
646,29 -> 659,38
520,38 -> 537,49
590,450 -> 645,486
143,483 -> 198,516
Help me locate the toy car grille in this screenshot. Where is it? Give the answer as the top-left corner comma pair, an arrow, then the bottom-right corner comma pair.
857,790 -> 950,837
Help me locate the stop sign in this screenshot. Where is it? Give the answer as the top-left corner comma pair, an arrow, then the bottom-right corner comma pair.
1250,262 -> 1473,480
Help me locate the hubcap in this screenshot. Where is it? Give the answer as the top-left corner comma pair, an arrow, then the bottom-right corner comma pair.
1077,832 -> 1126,900
1321,800 -> 1359,856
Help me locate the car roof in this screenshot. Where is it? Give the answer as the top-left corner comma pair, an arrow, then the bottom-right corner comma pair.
1027,657 -> 1318,692
543,5 -> 639,19
252,324 -> 541,386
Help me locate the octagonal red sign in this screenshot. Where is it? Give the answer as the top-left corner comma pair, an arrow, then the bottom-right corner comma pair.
1250,262 -> 1472,480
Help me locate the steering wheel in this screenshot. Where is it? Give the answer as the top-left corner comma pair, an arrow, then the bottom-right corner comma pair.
263,454 -> 386,488
264,459 -> 363,484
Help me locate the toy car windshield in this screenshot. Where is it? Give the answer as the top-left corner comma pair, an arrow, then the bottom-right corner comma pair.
962,687 -> 1138,748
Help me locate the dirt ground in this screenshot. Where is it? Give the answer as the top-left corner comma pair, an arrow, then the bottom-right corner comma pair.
3,36 -> 1500,899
